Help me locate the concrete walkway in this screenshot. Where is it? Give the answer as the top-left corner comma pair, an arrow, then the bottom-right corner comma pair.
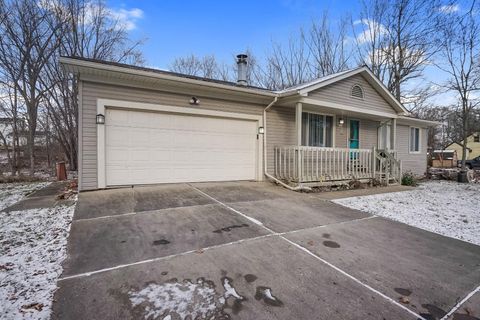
314,185 -> 415,200
3,181 -> 70,212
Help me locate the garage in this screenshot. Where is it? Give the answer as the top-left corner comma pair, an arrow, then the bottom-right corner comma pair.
103,107 -> 259,186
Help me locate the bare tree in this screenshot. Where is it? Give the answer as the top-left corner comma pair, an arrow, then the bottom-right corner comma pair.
304,12 -> 352,77
0,83 -> 24,175
169,12 -> 352,90
39,0 -> 144,171
354,0 -> 444,102
435,0 -> 480,171
170,54 -> 231,81
0,0 -> 62,176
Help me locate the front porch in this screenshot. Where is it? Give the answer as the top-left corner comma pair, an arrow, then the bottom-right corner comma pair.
270,101 -> 402,187
273,146 -> 402,186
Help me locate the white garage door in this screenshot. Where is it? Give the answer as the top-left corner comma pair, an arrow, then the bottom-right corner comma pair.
105,108 -> 258,186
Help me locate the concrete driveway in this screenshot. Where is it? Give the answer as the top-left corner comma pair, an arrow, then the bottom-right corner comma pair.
53,182 -> 480,320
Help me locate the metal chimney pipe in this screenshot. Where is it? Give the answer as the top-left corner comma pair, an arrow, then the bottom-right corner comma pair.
236,54 -> 248,86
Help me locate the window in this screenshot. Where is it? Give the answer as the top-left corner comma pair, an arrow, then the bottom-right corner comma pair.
474,135 -> 479,143
378,124 -> 391,150
409,127 -> 420,153
301,112 -> 333,147
351,85 -> 364,99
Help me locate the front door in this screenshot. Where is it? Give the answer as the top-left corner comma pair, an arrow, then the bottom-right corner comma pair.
349,120 -> 359,149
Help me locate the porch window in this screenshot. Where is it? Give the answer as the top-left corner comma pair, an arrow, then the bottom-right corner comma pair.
378,124 -> 391,150
409,127 -> 420,153
301,112 -> 333,147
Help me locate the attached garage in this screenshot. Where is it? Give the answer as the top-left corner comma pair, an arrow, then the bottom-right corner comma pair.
103,107 -> 259,186
95,99 -> 264,189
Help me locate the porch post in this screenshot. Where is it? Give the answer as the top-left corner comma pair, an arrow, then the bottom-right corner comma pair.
296,102 -> 302,182
390,118 -> 397,152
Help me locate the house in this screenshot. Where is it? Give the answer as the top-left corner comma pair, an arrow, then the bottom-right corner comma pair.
60,55 -> 437,191
445,132 -> 480,160
431,150 -> 457,168
0,117 -> 47,148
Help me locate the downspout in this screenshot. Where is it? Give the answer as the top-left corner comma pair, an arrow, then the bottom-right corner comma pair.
263,96 -> 310,191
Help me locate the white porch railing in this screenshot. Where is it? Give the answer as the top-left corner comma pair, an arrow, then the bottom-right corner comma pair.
274,146 -> 375,183
375,149 -> 402,184
274,146 -> 401,185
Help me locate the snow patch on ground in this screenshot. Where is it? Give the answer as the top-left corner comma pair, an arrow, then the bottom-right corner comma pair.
333,181 -> 480,246
129,277 -> 245,319
0,201 -> 76,319
0,182 -> 50,211
222,277 -> 244,300
130,278 -> 220,320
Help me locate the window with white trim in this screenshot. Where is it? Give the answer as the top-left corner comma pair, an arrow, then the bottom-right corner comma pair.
378,124 -> 391,150
409,127 -> 420,152
301,113 -> 333,147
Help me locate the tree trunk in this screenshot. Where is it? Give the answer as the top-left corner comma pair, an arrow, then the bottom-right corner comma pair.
28,133 -> 35,176
461,99 -> 468,171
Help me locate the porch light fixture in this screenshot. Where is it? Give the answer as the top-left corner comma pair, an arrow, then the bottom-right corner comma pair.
338,118 -> 345,125
189,97 -> 200,105
96,114 -> 105,124
258,126 -> 265,134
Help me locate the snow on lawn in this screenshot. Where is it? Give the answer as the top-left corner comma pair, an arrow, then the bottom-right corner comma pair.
0,182 -> 50,211
333,181 -> 480,246
0,201 -> 76,319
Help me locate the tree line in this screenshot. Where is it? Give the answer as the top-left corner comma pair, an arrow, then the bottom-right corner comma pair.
0,0 -> 479,176
171,0 -> 480,169
0,0 -> 143,176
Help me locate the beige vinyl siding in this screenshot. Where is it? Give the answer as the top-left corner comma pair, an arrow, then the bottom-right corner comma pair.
309,74 -> 397,116
360,119 -> 379,149
265,107 -> 296,174
80,81 -> 265,190
335,117 -> 378,149
395,124 -> 428,176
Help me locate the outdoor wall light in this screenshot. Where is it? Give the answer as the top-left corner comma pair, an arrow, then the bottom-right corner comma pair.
96,114 -> 105,124
258,127 -> 265,134
189,97 -> 200,105
338,118 -> 345,125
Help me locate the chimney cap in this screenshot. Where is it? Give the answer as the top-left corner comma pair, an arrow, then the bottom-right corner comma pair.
236,54 -> 248,62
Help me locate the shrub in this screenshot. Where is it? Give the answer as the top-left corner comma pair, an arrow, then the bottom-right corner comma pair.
401,171 -> 418,186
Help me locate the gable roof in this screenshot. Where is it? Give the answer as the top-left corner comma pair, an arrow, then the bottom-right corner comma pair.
277,66 -> 409,115
60,57 -> 409,115
445,132 -> 480,148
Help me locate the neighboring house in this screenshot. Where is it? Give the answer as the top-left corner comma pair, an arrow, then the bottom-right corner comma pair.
0,117 -> 27,147
445,132 -> 480,160
60,56 -> 437,191
0,117 -> 47,148
431,150 -> 457,168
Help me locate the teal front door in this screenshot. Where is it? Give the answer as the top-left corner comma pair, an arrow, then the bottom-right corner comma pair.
349,120 -> 359,149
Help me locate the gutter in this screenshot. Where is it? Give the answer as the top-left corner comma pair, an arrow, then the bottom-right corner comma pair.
263,97 -> 310,191
397,116 -> 441,126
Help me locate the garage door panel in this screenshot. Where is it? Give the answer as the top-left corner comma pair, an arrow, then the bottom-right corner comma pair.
106,127 -> 130,146
106,109 -> 129,125
105,109 -> 257,186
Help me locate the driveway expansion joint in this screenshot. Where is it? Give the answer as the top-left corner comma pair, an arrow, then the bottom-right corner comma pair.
59,212 -> 377,281
73,202 -> 222,222
189,184 -> 426,320
439,283 -> 480,320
